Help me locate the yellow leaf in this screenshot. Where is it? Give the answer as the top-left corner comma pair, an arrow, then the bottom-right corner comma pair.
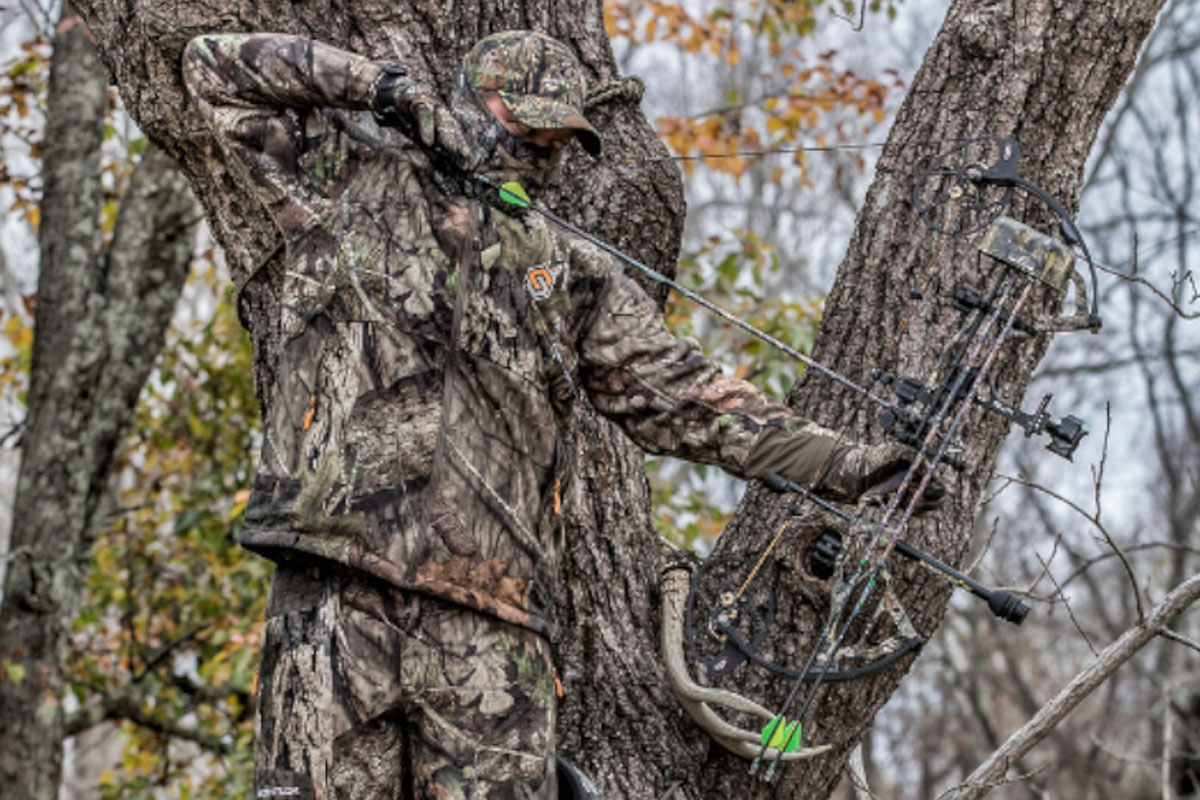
2,659 -> 25,684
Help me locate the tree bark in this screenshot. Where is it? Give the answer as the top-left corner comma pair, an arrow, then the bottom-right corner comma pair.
0,8 -> 200,798
64,0 -> 1166,798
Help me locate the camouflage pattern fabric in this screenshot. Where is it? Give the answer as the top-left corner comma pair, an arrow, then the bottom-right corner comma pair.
182,31 -> 854,637
463,30 -> 601,156
254,564 -> 555,799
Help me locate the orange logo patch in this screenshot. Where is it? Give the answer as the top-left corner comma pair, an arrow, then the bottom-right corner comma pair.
527,266 -> 554,300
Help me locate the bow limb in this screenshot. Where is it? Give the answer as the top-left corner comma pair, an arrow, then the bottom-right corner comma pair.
661,567 -> 832,761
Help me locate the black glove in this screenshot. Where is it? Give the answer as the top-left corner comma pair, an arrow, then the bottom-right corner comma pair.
370,64 -> 475,169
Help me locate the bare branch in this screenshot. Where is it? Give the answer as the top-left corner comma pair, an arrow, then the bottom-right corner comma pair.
1093,233 -> 1200,319
1057,541 -> 1200,590
1037,550 -> 1099,657
942,568 -> 1200,800
1159,627 -> 1200,655
63,680 -> 234,755
997,430 -> 1145,623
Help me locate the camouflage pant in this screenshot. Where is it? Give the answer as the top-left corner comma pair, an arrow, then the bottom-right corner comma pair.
254,564 -> 557,799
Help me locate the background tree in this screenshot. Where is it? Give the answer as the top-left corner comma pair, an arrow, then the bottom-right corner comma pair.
871,1 -> 1200,795
0,4 -> 203,797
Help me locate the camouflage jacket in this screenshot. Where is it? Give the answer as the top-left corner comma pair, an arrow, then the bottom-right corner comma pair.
183,33 -> 846,634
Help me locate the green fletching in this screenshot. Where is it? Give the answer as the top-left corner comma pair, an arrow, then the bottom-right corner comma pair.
762,715 -> 803,754
782,721 -> 802,753
762,716 -> 783,748
499,181 -> 531,208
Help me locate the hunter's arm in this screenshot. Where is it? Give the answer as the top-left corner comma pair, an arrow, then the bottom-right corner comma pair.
183,33 -> 384,121
570,243 -> 859,490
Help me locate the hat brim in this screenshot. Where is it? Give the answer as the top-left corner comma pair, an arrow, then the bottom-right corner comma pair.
498,91 -> 602,157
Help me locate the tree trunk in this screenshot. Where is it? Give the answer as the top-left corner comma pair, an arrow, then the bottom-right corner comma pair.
0,7 -> 199,798
65,0 -> 1165,798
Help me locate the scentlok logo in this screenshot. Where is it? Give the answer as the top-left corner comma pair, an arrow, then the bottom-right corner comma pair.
526,265 -> 554,300
257,788 -> 301,798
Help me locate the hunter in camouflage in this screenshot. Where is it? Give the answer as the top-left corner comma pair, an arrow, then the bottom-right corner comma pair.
183,29 -> 918,799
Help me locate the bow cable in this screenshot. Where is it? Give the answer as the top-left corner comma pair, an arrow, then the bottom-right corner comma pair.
755,274 -> 1037,779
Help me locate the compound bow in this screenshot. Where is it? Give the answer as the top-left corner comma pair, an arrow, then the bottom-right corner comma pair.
658,135 -> 1102,775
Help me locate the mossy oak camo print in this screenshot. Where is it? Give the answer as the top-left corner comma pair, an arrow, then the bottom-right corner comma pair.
255,564 -> 554,799
463,31 -> 601,156
183,30 -> 886,799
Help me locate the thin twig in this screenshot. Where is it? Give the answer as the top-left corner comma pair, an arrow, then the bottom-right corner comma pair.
935,763 -> 1050,800
1057,541 -> 1200,590
1159,627 -> 1200,655
994,408 -> 1144,622
1037,550 -> 1099,657
1090,231 -> 1200,319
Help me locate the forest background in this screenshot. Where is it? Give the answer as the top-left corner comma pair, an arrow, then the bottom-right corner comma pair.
0,0 -> 1196,798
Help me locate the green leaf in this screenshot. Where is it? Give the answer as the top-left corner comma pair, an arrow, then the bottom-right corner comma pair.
498,181 -> 531,208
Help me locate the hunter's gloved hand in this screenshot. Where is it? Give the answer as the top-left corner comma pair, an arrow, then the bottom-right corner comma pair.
747,425 -> 945,512
370,64 -> 476,170
830,441 -> 945,512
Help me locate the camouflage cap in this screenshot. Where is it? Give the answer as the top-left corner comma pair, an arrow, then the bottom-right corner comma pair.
464,30 -> 601,156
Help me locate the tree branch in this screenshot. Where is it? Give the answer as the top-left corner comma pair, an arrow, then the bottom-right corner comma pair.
944,569 -> 1200,799
64,683 -> 234,755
